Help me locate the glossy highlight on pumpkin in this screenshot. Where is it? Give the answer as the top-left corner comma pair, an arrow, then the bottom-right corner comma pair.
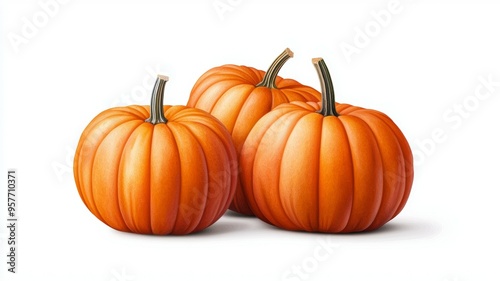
240,58 -> 414,233
74,75 -> 238,235
187,48 -> 321,215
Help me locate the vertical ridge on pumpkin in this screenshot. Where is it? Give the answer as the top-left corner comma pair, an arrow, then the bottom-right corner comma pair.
366,111 -> 413,220
165,121 -> 185,234
240,108 -> 290,220
335,117 -> 356,233
231,86 -> 273,151
117,123 -> 154,234
256,111 -> 306,229
168,122 -> 208,234
375,114 -> 414,220
146,122 -> 154,233
211,128 -> 238,221
178,110 -> 238,221
336,115 -> 383,232
93,119 -> 142,232
318,117 -> 353,233
149,123 -> 181,235
279,113 -> 322,232
211,84 -> 256,136
314,117 -> 323,232
74,111 -> 127,215
183,121 -> 227,232
354,111 -> 407,231
78,113 -> 123,221
272,111 -> 311,230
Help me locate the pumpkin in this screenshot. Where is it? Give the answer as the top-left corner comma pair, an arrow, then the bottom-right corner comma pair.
187,48 -> 321,215
73,75 -> 238,235
240,58 -> 414,233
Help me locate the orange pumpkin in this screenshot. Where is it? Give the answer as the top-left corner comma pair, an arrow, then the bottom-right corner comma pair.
187,48 -> 321,215
240,58 -> 414,233
74,75 -> 237,235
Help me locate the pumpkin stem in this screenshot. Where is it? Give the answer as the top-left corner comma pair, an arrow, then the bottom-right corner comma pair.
145,75 -> 169,124
256,48 -> 294,89
313,58 -> 339,117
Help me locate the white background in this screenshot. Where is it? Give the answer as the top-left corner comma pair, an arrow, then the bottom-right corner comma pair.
1,0 -> 500,280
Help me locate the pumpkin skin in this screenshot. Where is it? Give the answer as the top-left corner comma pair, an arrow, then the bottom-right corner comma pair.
240,59 -> 414,233
74,75 -> 237,235
187,49 -> 321,215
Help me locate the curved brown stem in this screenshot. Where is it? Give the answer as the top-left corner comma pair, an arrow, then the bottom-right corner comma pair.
145,75 -> 169,124
313,58 -> 339,117
256,48 -> 294,89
